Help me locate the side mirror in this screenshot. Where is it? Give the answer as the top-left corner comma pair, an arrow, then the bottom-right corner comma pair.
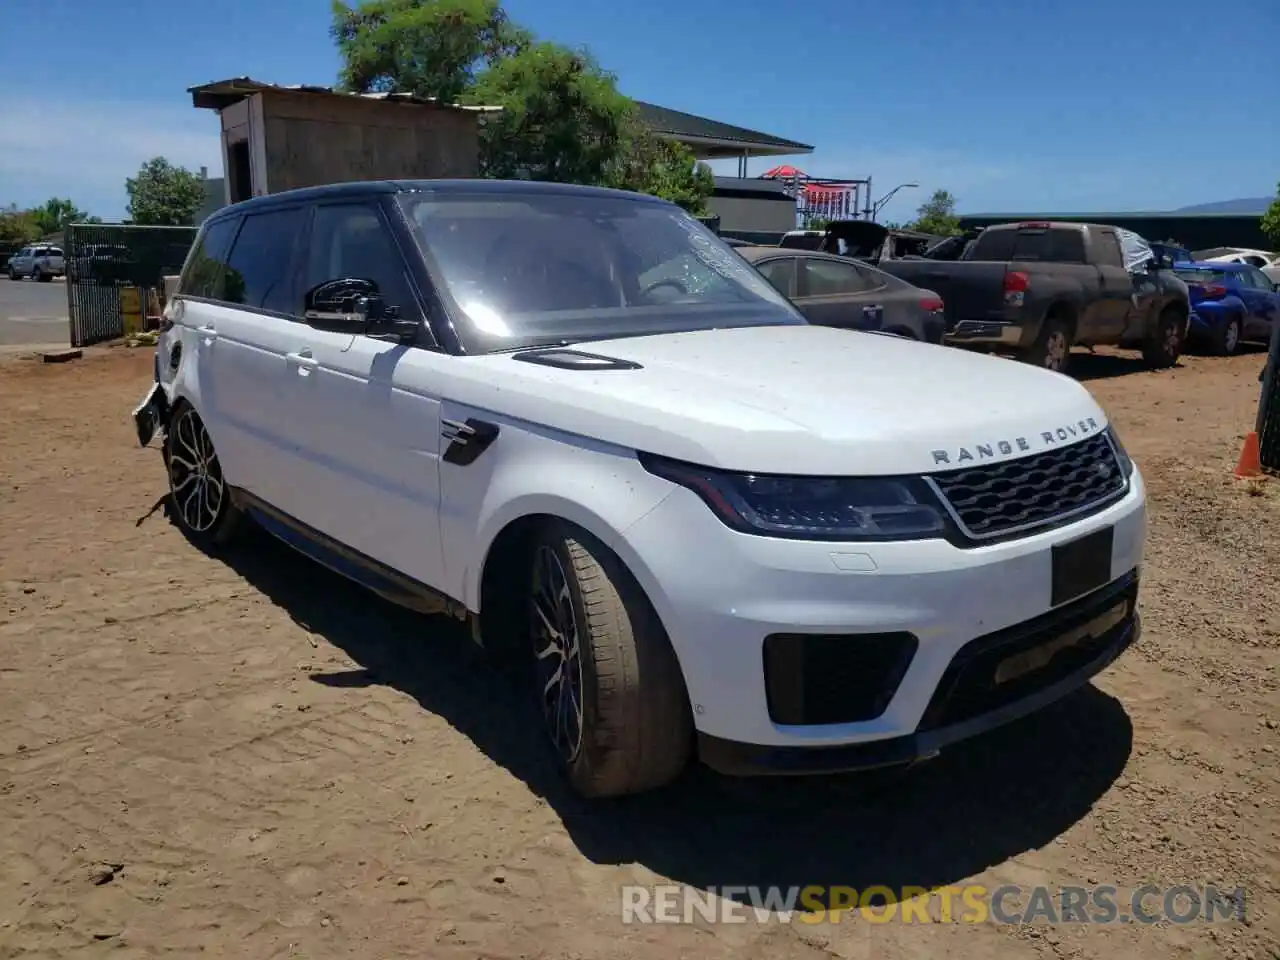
303,278 -> 418,344
304,278 -> 381,333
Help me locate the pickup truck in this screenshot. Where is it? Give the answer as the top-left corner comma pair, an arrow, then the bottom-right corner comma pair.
6,244 -> 65,282
810,220 -> 1191,374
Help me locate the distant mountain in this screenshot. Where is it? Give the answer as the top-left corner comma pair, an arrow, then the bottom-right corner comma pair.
1174,197 -> 1272,214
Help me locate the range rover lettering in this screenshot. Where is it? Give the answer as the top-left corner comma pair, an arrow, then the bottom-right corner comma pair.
132,180 -> 1147,798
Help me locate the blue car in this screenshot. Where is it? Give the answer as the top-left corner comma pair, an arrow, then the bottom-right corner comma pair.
1173,260 -> 1280,355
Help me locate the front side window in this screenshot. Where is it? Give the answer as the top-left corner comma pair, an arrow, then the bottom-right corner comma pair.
303,203 -> 418,321
398,191 -> 804,352
222,207 -> 306,312
1096,231 -> 1124,269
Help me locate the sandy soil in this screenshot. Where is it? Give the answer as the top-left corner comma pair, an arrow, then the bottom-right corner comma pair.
0,344 -> 1277,960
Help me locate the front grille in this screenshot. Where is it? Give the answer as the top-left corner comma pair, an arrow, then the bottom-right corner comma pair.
762,631 -> 918,726
928,432 -> 1126,541
918,569 -> 1138,733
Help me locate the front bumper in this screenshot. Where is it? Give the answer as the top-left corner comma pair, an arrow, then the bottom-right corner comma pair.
700,572 -> 1139,775
620,466 -> 1146,759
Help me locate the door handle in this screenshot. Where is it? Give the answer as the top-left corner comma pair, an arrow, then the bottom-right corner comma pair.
199,323 -> 218,343
286,349 -> 319,374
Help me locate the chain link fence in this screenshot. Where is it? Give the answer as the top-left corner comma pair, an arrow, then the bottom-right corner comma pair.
64,223 -> 197,347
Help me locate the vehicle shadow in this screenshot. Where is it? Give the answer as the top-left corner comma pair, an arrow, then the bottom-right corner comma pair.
196,521 -> 1134,909
1069,350 -> 1180,381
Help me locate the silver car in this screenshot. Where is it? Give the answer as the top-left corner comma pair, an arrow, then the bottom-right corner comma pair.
6,244 -> 65,281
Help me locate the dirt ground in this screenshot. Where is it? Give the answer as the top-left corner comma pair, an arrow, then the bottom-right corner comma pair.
0,344 -> 1277,960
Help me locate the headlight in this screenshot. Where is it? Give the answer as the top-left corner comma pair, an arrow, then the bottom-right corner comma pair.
1106,426 -> 1135,478
638,453 -> 947,541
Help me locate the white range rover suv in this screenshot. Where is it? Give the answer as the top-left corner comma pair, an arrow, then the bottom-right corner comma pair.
133,180 -> 1146,798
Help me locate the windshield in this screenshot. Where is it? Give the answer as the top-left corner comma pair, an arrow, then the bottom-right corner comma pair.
398,191 -> 805,353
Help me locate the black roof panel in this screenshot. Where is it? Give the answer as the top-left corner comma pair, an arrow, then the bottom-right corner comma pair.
206,178 -> 674,222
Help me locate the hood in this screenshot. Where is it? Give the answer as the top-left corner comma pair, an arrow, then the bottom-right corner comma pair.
449,325 -> 1110,476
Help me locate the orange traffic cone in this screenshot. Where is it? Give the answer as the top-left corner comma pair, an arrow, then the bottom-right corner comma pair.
1234,432 -> 1262,479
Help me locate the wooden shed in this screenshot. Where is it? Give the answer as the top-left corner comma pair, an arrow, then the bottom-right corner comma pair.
189,77 -> 501,206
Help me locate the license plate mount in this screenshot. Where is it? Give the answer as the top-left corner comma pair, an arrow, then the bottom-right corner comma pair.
1051,525 -> 1114,607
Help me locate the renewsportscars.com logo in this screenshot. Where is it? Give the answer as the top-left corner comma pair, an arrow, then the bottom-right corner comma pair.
621,883 -> 1247,926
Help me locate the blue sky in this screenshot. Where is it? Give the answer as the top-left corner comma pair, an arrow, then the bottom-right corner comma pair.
2,0 -> 1276,223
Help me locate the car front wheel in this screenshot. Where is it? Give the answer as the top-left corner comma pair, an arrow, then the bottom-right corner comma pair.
1142,307 -> 1184,368
527,521 -> 693,798
164,403 -> 243,546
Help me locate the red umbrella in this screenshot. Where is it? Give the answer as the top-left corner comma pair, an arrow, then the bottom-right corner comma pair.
761,164 -> 808,180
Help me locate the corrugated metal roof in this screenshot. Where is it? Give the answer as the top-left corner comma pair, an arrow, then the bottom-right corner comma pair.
634,101 -> 813,153
188,77 -> 503,113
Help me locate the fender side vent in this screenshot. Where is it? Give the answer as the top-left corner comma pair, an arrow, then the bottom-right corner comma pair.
512,349 -> 642,371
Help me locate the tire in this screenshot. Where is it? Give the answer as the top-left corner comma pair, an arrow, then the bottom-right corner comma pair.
1142,307 -> 1184,369
1210,314 -> 1242,357
527,521 -> 693,798
164,402 -> 243,546
1021,314 -> 1073,374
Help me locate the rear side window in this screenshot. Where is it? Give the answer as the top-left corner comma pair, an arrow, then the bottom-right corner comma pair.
180,218 -> 238,299
754,257 -> 796,296
1240,268 -> 1270,290
968,230 -> 1015,260
801,258 -> 878,296
222,207 -> 306,312
46,247 -> 62,257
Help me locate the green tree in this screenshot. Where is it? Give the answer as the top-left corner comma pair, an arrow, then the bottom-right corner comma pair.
606,122 -> 715,213
910,189 -> 962,236
30,197 -> 90,236
331,0 -> 530,104
126,157 -> 206,226
465,43 -> 633,185
1261,180 -> 1280,248
332,0 -> 715,207
0,204 -> 41,245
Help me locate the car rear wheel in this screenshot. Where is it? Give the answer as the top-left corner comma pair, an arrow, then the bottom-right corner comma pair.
164,403 -> 243,546
1212,315 -> 1242,356
527,521 -> 692,798
1022,315 -> 1073,374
